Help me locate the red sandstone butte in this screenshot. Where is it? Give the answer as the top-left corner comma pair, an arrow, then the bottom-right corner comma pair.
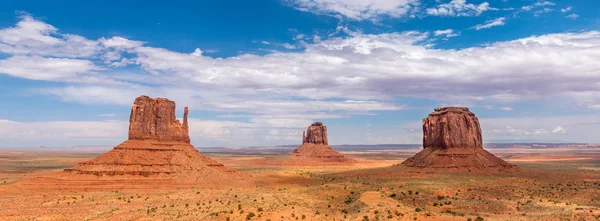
128,96 -> 190,143
401,107 -> 515,171
287,122 -> 355,165
64,95 -> 235,180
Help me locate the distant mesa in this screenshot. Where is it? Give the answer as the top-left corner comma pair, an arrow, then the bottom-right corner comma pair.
63,95 -> 236,180
284,122 -> 355,165
401,107 -> 516,171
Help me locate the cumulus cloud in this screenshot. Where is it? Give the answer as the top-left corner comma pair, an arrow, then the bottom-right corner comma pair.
285,0 -> 418,21
561,6 -> 572,13
473,17 -> 506,30
426,0 -> 495,17
0,15 -> 102,58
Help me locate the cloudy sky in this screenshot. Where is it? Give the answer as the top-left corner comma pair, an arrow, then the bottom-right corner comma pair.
0,0 -> 599,147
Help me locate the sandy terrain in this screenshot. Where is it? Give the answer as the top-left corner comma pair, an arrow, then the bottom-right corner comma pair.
0,148 -> 599,220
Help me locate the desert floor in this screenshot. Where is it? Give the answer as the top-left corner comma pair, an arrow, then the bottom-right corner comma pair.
1,148 -> 599,221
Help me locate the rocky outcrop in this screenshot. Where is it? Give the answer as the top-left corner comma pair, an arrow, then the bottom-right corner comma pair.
285,122 -> 354,165
64,95 -> 235,180
302,122 -> 328,145
402,107 -> 515,171
128,95 -> 190,143
423,107 -> 482,150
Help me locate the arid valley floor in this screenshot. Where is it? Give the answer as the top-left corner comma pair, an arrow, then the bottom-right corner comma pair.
1,146 -> 599,221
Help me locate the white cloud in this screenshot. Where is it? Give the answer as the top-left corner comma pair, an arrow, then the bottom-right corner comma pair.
534,1 -> 555,7
98,36 -> 144,49
190,48 -> 203,56
0,119 -> 127,146
500,107 -> 513,111
565,14 -> 579,19
519,1 -> 556,16
0,55 -> 100,81
426,0 -> 495,17
43,28 -> 600,111
0,15 -> 101,58
285,0 -> 418,21
98,114 -> 116,117
534,8 -> 553,17
473,17 -> 506,30
561,6 -> 572,13
281,43 -> 297,49
552,126 -> 567,134
522,6 -> 533,11
433,29 -> 460,38
261,41 -> 271,45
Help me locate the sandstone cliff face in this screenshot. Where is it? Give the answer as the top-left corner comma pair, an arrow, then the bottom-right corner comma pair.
402,107 -> 515,171
128,95 -> 190,143
302,122 -> 328,145
423,107 -> 482,150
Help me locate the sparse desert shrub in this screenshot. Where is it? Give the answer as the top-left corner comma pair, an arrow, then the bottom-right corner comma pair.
302,214 -> 306,219
257,207 -> 263,212
475,216 -> 484,221
246,212 -> 255,220
415,208 -> 422,212
363,215 -> 369,221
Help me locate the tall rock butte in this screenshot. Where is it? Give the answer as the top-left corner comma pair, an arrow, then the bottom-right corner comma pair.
401,107 -> 515,171
64,95 -> 235,180
287,122 -> 355,165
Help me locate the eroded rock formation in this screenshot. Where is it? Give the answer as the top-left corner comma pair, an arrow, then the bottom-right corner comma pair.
128,95 -> 190,143
402,107 -> 515,171
302,122 -> 328,145
64,95 -> 235,180
287,122 -> 355,165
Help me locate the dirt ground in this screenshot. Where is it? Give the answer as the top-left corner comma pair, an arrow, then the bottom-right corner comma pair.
1,148 -> 599,221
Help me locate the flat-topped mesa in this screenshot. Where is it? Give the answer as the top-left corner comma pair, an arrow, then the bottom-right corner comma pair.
128,95 -> 190,143
402,107 -> 515,170
423,106 -> 482,150
302,122 -> 328,145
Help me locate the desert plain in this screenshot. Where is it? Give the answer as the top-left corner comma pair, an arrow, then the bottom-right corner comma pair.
1,145 -> 600,221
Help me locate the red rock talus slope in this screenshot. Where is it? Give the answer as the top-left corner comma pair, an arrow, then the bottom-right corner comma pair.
63,95 -> 235,181
401,107 -> 515,171
285,122 -> 355,165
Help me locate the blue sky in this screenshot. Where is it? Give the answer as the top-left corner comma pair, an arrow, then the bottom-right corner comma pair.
0,0 -> 599,147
